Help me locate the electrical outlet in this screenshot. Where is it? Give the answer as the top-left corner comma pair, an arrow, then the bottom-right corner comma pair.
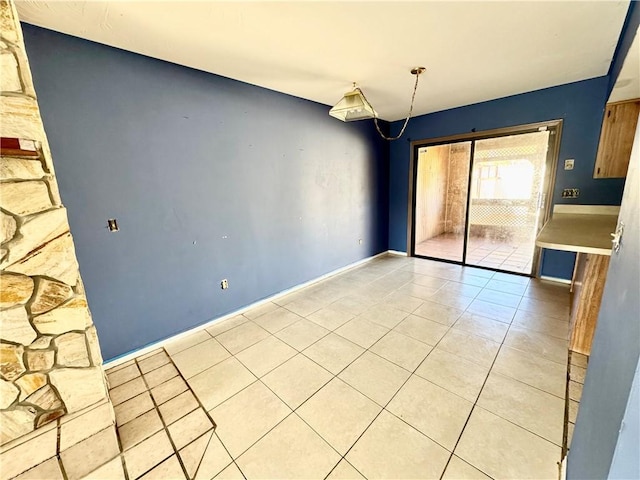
220,279 -> 229,290
564,159 -> 575,170
562,188 -> 580,199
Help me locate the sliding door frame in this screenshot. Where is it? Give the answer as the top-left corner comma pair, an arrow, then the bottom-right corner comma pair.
407,119 -> 563,277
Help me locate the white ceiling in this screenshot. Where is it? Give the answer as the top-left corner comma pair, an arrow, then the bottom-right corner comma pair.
609,27 -> 640,103
16,1 -> 630,121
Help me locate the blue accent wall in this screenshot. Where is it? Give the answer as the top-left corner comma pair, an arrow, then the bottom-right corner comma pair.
22,25 -> 390,361
388,77 -> 625,279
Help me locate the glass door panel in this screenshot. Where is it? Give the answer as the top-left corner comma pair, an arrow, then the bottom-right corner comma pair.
466,131 -> 550,274
414,142 -> 471,262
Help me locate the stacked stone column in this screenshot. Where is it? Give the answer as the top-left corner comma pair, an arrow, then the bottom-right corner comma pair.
1,0 -> 111,446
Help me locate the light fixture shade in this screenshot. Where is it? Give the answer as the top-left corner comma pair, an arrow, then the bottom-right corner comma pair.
329,88 -> 376,122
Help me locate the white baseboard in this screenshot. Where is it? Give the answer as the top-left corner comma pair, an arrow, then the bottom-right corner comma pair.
387,250 -> 408,256
540,275 -> 572,285
103,250 -> 393,369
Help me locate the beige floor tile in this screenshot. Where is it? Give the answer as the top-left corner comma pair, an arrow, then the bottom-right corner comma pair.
80,457 -> 126,480
214,462 -> 244,479
178,431 -> 212,478
188,357 -> 256,410
214,321 -> 270,354
285,297 -> 326,317
569,380 -> 584,402
411,274 -> 449,290
236,414 -> 340,479
137,351 -> 170,374
441,455 -> 491,479
397,282 -> 441,300
235,336 -> 297,377
379,292 -> 424,313
274,319 -> 330,351
150,376 -> 188,405
119,409 -> 164,451
326,460 -> 365,479
110,377 -> 148,406
437,281 -> 483,299
493,346 -> 566,397
387,375 -> 473,451
302,333 -> 364,375
168,408 -> 214,450
136,349 -> 164,361
59,402 -> 115,451
370,330 -> 432,371
297,378 -> 381,454
437,330 -> 500,368
262,354 -> 333,409
105,359 -> 135,375
107,364 -> 141,389
1,428 -> 57,479
455,407 -> 560,480
452,312 -> 509,343
571,365 -> 587,384
12,457 -> 63,480
346,410 -> 450,480
518,296 -> 569,321
569,399 -> 579,424
394,315 -> 449,345
512,310 -> 569,340
327,296 -> 370,316
60,427 -> 120,480
243,301 -> 279,320
123,430 -> 173,479
477,372 -> 565,445
455,270 -> 493,285
251,307 -> 303,334
475,289 -> 522,308
171,338 -> 230,379
484,279 -> 527,296
415,348 -> 489,402
193,433 -> 233,479
211,381 -> 291,457
466,299 -> 516,323
143,363 -> 179,389
570,351 -> 588,368
429,291 -> 475,310
334,317 -> 390,349
158,390 -> 199,426
205,315 -> 249,337
164,330 -> 212,356
113,391 -> 155,427
307,306 -> 355,330
504,326 -> 568,364
492,272 -> 530,286
338,352 -> 410,406
357,305 -> 409,329
138,456 -> 185,480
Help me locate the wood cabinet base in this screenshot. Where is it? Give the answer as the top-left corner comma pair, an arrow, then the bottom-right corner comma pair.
569,253 -> 610,355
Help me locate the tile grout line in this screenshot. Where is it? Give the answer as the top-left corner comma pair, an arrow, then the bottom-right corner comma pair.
157,258 -> 566,479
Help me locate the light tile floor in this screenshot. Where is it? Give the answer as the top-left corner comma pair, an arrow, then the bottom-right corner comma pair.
415,233 -> 535,274
103,254 -> 570,479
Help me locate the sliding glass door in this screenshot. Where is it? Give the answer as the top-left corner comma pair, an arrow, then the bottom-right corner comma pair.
411,122 -> 559,276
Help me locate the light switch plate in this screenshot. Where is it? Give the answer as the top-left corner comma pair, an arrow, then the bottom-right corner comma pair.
564,159 -> 575,170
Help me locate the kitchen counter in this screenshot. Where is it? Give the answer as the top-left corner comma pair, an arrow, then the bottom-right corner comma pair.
535,205 -> 620,255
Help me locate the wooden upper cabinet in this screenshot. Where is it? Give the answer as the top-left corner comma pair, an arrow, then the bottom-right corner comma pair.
593,99 -> 640,179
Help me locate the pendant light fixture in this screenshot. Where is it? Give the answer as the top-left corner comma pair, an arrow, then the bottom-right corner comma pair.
329,67 -> 426,141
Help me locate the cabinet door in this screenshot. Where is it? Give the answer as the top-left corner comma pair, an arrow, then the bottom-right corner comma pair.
593,99 -> 640,179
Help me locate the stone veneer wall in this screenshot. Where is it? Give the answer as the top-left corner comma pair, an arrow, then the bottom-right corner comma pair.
0,0 -> 112,446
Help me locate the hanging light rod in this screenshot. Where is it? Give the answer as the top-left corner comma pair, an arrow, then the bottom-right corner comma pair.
329,67 -> 426,141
